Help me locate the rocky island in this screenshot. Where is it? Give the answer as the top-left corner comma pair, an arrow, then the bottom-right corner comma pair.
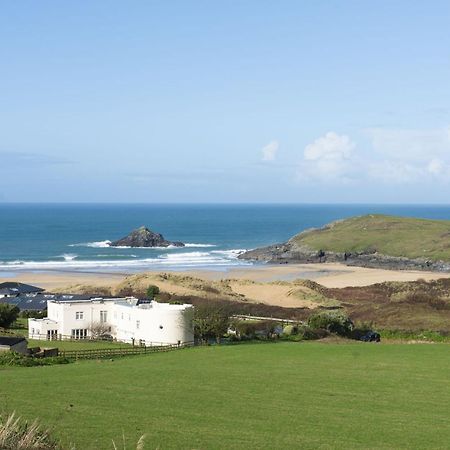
110,226 -> 185,248
239,214 -> 450,272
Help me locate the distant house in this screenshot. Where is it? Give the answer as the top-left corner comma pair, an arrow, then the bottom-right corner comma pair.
0,336 -> 28,354
0,282 -> 44,298
29,296 -> 194,346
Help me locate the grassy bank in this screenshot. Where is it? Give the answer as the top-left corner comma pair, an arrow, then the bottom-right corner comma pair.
294,214 -> 450,261
1,342 -> 450,449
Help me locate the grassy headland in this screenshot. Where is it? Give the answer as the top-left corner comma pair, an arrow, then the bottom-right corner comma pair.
294,214 -> 450,261
240,214 -> 450,272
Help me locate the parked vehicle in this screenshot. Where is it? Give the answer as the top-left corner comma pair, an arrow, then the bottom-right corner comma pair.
360,331 -> 381,342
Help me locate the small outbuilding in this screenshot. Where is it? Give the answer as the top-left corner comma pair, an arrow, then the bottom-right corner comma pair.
0,336 -> 28,354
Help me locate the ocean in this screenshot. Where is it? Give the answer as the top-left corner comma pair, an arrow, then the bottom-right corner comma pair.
1,203 -> 450,275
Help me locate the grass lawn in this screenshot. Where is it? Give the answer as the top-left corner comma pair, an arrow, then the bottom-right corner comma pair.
1,342 -> 450,449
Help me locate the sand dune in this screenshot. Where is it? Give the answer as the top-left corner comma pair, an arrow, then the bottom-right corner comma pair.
3,263 -> 450,309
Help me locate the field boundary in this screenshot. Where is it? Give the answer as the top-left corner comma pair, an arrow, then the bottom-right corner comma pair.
57,342 -> 194,360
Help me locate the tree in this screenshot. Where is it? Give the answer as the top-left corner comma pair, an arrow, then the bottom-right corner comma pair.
88,321 -> 112,339
0,304 -> 20,328
193,304 -> 231,344
146,285 -> 160,300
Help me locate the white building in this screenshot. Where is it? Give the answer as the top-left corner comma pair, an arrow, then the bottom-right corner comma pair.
28,296 -> 194,346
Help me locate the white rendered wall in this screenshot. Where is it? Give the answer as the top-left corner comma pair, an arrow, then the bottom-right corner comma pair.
30,299 -> 193,345
28,318 -> 59,339
113,302 -> 194,345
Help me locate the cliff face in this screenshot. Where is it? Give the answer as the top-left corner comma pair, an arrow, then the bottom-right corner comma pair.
239,215 -> 450,272
110,226 -> 185,248
239,242 -> 450,272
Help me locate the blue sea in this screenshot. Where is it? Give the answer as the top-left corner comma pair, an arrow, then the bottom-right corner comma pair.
1,204 -> 450,275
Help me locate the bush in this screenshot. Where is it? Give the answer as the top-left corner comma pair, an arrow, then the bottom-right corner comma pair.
282,325 -> 298,336
194,304 -> 231,343
233,320 -> 280,340
0,304 -> 20,328
298,325 -> 330,340
146,284 -> 160,299
307,311 -> 353,337
0,352 -> 70,367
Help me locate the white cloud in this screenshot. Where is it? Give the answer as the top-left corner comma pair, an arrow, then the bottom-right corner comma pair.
364,126 -> 450,184
368,161 -> 424,184
295,127 -> 450,186
297,132 -> 356,182
365,126 -> 450,162
261,140 -> 279,161
427,158 -> 444,175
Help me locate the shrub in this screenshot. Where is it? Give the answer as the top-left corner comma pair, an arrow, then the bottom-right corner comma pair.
298,325 -> 330,340
146,285 -> 160,300
193,304 -> 231,343
282,325 -> 298,336
0,352 -> 70,367
233,320 -> 280,340
0,304 -> 20,328
307,311 -> 353,337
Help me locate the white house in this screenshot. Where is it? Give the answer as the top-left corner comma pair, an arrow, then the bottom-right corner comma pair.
28,295 -> 194,346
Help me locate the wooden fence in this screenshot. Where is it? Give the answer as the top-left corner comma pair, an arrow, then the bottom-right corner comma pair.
58,342 -> 194,360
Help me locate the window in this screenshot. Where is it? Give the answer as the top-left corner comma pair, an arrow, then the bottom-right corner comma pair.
100,310 -> 107,323
71,329 -> 88,339
47,330 -> 58,340
136,320 -> 140,329
75,311 -> 84,320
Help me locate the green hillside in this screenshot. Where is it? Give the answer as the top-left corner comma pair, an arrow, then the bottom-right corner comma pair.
292,214 -> 450,261
2,343 -> 450,449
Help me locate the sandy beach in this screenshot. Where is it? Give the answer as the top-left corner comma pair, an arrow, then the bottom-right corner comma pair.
2,262 -> 450,292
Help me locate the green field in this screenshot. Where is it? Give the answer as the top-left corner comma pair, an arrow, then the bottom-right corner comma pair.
1,342 -> 450,449
293,214 -> 450,261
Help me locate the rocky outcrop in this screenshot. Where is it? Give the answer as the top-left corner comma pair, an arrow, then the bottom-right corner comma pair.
110,226 -> 185,248
239,239 -> 450,272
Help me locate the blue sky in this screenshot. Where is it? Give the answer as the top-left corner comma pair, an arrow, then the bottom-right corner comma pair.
1,1 -> 450,203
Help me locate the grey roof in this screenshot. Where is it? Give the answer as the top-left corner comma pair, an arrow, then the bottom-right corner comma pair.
0,293 -> 120,311
0,336 -> 26,346
0,282 -> 44,296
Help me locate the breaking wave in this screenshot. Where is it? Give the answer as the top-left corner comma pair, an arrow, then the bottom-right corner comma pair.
60,254 -> 78,261
0,249 -> 251,272
69,241 -> 215,249
69,240 -> 112,248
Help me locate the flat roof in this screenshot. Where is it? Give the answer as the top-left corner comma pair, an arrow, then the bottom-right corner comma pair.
0,336 -> 26,346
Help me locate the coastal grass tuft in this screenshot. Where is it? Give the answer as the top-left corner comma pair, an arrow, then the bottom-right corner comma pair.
2,343 -> 450,449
